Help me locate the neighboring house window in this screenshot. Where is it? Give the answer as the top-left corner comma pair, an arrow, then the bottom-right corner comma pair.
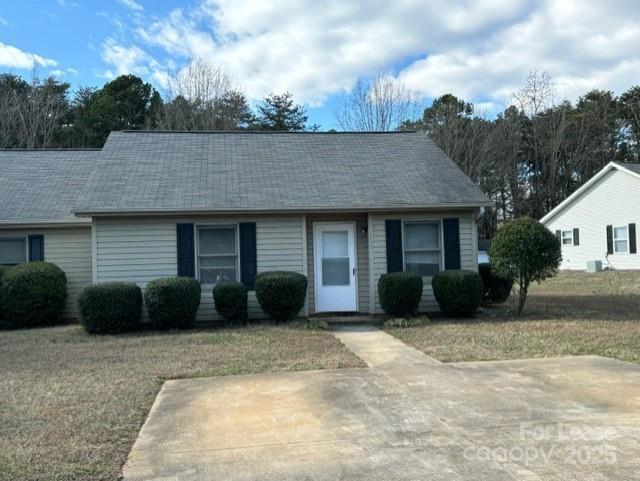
0,237 -> 27,265
561,230 -> 573,245
613,226 -> 629,253
197,225 -> 238,284
403,221 -> 441,276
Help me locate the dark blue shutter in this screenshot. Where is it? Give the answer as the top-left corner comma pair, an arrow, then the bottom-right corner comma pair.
385,220 -> 403,273
176,223 -> 195,277
28,235 -> 44,262
606,225 -> 613,255
443,218 -> 461,270
573,228 -> 580,246
630,223 -> 637,254
239,222 -> 257,290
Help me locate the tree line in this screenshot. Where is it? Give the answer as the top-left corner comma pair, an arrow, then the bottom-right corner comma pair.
1,63 -> 638,237
0,60 -> 314,149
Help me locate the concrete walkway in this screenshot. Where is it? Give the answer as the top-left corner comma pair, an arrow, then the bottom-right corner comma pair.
122,325 -> 640,481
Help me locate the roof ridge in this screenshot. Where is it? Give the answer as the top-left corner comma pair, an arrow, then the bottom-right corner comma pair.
116,130 -> 418,135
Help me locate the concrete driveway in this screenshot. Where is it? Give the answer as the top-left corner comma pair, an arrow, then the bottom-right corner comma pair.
123,326 -> 640,481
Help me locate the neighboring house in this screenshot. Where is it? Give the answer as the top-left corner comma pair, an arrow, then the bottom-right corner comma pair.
0,149 -> 99,318
541,161 -> 640,271
1,131 -> 490,320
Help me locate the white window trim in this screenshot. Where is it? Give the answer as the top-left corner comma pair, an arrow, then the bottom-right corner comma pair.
613,225 -> 629,254
195,224 -> 240,286
401,219 -> 444,278
561,230 -> 573,246
0,235 -> 28,266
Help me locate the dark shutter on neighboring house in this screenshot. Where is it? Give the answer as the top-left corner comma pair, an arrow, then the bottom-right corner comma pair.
573,228 -> 580,246
630,223 -> 637,254
555,230 -> 561,241
606,225 -> 613,255
28,235 -> 44,262
239,222 -> 257,290
385,220 -> 403,273
176,223 -> 195,277
443,218 -> 461,270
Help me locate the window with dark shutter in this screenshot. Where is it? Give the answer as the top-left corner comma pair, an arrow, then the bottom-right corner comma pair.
443,218 -> 461,270
385,220 -> 403,273
176,223 -> 195,277
28,235 -> 44,262
239,222 -> 257,289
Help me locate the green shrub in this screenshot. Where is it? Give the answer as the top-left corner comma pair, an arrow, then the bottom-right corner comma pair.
78,282 -> 142,334
377,272 -> 423,317
0,262 -> 67,329
432,269 -> 483,318
383,316 -> 429,329
144,277 -> 201,330
255,271 -> 307,322
490,217 -> 561,315
213,282 -> 248,324
478,263 -> 513,304
0,265 -> 11,323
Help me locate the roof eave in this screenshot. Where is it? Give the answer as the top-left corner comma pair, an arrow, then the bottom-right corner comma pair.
0,219 -> 91,229
74,202 -> 494,217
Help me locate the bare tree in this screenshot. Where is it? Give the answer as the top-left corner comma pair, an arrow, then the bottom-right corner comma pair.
159,59 -> 252,131
336,73 -> 421,131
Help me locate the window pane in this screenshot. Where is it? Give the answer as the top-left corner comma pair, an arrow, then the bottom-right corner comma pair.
614,226 -> 628,240
615,240 -> 628,253
199,256 -> 237,268
322,231 -> 348,257
199,228 -> 236,255
404,223 -> 439,250
0,239 -> 26,265
322,258 -> 350,286
405,251 -> 440,276
200,267 -> 236,285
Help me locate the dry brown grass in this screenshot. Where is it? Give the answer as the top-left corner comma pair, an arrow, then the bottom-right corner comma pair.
0,324 -> 363,481
387,271 -> 640,364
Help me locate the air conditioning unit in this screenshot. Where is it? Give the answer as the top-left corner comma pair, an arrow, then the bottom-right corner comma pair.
586,260 -> 602,272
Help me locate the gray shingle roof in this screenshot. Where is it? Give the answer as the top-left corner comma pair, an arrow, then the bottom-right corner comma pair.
0,149 -> 100,224
622,163 -> 640,175
74,131 -> 490,214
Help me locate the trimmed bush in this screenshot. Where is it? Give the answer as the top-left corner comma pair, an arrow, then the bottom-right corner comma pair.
213,282 -> 248,324
377,272 -> 423,317
144,277 -> 201,330
479,263 -> 513,305
0,265 -> 11,323
432,269 -> 483,318
255,271 -> 307,322
77,282 -> 142,334
0,262 -> 67,329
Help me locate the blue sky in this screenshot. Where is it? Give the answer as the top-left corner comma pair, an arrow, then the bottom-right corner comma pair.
1,0 -> 639,130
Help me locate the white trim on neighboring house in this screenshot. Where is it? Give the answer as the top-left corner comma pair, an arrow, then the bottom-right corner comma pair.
0,220 -> 90,230
541,162 -> 640,224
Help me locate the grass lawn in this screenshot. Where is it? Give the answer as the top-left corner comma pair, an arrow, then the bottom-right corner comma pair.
387,271 -> 640,364
0,324 -> 363,481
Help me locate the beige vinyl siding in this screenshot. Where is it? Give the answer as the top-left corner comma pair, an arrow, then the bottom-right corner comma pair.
94,215 -> 305,321
545,169 -> 640,270
370,210 -> 478,313
0,226 -> 92,319
305,214 -> 369,314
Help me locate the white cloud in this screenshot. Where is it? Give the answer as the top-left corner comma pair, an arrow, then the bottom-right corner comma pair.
100,38 -> 156,78
117,0 -> 143,12
0,42 -> 57,69
109,0 -> 640,109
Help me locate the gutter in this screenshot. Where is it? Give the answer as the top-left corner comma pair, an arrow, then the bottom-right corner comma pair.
0,220 -> 91,229
73,202 -> 495,217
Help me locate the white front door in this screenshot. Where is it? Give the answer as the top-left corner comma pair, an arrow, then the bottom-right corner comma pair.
314,222 -> 357,312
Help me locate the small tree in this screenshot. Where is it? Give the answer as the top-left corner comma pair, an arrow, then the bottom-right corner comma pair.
490,217 -> 561,315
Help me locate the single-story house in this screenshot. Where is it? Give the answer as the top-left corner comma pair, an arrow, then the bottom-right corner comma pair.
1,131 -> 491,320
541,161 -> 640,271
